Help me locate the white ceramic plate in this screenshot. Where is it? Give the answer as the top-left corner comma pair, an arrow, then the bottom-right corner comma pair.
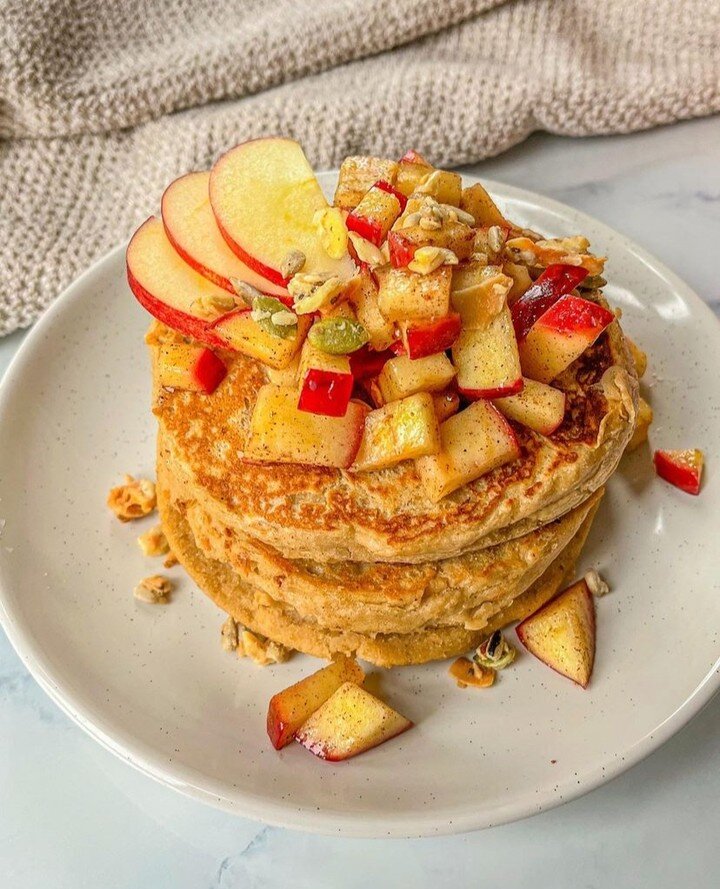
0,174 -> 718,838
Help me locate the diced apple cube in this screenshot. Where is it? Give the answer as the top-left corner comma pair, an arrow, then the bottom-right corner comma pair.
516,579 -> 596,688
502,261 -> 533,304
346,183 -> 403,246
401,313 -> 462,359
334,156 -> 400,210
459,183 -> 508,227
210,308 -> 310,370
267,656 -> 365,749
518,294 -> 615,383
393,218 -> 475,263
414,170 -> 462,206
295,682 -> 413,761
416,401 -> 520,502
347,270 -> 396,351
511,264 -> 590,342
266,352 -> 301,387
297,341 -> 354,417
494,378 -> 566,435
348,345 -> 393,381
352,392 -> 441,472
245,384 -> 368,467
395,149 -> 434,197
451,264 -> 513,329
453,307 -> 523,399
156,344 -> 227,394
377,266 -> 452,323
653,448 -> 703,495
377,353 -> 455,402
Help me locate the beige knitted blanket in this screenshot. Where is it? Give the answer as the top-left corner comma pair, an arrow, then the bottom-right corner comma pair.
1,0 -> 719,335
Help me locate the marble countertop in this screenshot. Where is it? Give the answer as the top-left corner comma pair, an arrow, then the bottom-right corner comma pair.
1,115 -> 719,888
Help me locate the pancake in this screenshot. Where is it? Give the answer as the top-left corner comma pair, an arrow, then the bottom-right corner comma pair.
158,477 -> 599,667
158,442 -> 602,635
152,310 -> 637,564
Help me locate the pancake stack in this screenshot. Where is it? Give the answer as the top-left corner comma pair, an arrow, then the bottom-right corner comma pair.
127,141 -> 640,667
153,313 -> 637,666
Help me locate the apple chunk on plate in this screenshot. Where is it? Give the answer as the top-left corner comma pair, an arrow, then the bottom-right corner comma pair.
352,392 -> 440,472
452,307 -> 523,399
245,384 -> 368,468
156,344 -> 227,394
126,217 -> 233,349
161,171 -> 289,299
416,400 -> 520,502
653,448 -> 703,495
518,294 -> 615,384
295,682 -> 413,761
516,579 -> 596,688
210,137 -> 356,286
494,378 -> 566,435
267,656 -> 365,750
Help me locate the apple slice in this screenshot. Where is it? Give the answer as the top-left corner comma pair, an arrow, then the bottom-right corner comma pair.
245,384 -> 368,468
161,171 -> 289,299
453,307 -> 523,399
126,217 -> 232,348
295,682 -> 413,761
377,353 -> 455,402
209,137 -> 356,286
352,392 -> 441,472
516,579 -> 596,688
494,378 -> 566,435
401,313 -> 462,359
511,263 -> 590,342
297,341 -> 354,417
653,449 -> 704,495
518,294 -> 615,383
267,656 -> 365,750
210,308 -> 310,370
416,400 -> 520,502
156,344 -> 227,394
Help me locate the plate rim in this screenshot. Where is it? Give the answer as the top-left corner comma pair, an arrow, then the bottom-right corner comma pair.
1,175 -> 719,838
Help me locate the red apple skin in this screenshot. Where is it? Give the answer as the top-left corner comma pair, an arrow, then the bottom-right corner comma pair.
404,314 -> 462,359
653,449 -> 703,495
345,212 -> 384,247
399,149 -> 429,165
459,377 -> 524,401
126,261 -> 229,351
348,345 -> 394,380
511,264 -> 589,342
375,179 -> 408,212
298,368 -> 354,418
537,294 -> 615,336
193,348 -> 228,393
388,231 -> 416,268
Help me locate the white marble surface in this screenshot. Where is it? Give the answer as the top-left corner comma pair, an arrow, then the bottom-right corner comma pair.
1,115 -> 719,887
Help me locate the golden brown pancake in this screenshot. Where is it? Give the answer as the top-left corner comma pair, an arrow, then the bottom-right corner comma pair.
152,310 -> 637,564
158,476 -> 599,667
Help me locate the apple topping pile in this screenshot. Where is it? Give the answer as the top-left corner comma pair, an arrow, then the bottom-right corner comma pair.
126,137 -> 703,500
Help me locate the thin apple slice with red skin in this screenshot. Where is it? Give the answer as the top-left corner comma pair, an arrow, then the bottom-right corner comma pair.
416,400 -> 520,502
245,384 -> 369,468
511,264 -> 589,342
402,313 -> 462,359
210,137 -> 355,287
453,306 -> 523,399
161,171 -> 290,300
494,378 -> 566,435
127,217 -> 231,349
516,579 -> 596,688
518,294 -> 615,383
156,343 -> 227,394
387,231 -> 417,268
210,308 -> 310,370
295,682 -> 413,762
653,449 -> 704,495
267,656 -> 365,750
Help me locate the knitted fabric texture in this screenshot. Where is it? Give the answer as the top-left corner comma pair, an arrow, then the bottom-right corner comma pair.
1,0 -> 719,334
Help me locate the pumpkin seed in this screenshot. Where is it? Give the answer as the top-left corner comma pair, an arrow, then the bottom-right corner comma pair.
308,317 -> 369,354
